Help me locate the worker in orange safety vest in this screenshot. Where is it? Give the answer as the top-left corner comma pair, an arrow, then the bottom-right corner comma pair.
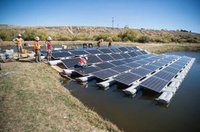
13,34 -> 24,58
33,36 -> 41,63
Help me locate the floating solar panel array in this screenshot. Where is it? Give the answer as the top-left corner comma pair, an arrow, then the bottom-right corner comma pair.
48,46 -> 195,105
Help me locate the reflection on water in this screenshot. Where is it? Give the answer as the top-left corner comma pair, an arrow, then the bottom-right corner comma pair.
65,52 -> 200,132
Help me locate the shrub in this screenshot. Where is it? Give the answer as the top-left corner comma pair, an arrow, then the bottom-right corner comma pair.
54,33 -> 73,41
137,36 -> 151,43
94,33 -> 110,41
111,35 -> 121,42
0,29 -> 18,41
23,29 -> 39,40
161,36 -> 172,43
118,29 -> 138,42
72,33 -> 92,41
154,36 -> 172,43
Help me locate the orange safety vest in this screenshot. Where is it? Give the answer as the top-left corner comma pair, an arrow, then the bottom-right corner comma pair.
34,41 -> 40,50
16,38 -> 22,45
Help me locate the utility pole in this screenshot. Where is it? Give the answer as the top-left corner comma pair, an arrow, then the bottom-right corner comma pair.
112,17 -> 114,29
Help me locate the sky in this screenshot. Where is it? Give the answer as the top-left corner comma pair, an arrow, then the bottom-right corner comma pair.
0,0 -> 200,33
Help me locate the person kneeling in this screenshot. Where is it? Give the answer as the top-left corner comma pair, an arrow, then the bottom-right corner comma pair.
75,56 -> 88,68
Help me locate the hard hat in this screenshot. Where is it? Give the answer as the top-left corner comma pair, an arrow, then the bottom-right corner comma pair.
35,36 -> 40,41
18,34 -> 22,37
47,36 -> 52,41
84,57 -> 88,60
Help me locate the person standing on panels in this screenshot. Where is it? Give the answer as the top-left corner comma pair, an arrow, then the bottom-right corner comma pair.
34,36 -> 41,63
13,34 -> 24,59
108,37 -> 113,47
97,39 -> 103,49
45,36 -> 53,61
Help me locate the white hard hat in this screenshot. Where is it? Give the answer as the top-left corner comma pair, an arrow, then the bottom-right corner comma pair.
35,36 -> 40,41
47,36 -> 52,41
18,34 -> 22,37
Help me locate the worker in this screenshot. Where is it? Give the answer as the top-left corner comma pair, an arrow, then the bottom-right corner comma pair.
108,37 -> 113,47
13,34 -> 24,58
45,36 -> 53,61
75,56 -> 88,68
33,36 -> 41,63
97,39 -> 103,48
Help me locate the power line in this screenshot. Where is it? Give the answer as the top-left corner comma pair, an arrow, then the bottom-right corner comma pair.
112,17 -> 114,29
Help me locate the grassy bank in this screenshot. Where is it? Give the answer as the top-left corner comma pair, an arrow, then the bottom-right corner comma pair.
0,62 -> 121,132
136,43 -> 200,53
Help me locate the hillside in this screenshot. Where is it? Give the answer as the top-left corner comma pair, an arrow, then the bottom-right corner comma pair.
0,24 -> 200,43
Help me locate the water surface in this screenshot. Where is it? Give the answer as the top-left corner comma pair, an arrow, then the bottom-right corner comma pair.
65,51 -> 200,132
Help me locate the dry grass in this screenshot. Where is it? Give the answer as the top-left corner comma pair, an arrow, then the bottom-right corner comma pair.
0,62 -> 121,132
136,43 -> 200,53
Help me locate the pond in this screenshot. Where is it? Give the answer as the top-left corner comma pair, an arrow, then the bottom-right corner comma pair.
65,51 -> 200,132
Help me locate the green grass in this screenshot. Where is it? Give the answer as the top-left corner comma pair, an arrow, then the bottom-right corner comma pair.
0,62 -> 121,132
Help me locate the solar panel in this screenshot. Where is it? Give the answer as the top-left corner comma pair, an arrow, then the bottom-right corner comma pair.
151,61 -> 166,67
163,66 -> 181,74
164,56 -> 178,61
140,50 -> 148,54
128,51 -> 137,57
154,71 -> 176,81
114,72 -> 141,86
86,49 -> 102,54
169,63 -> 184,70
129,46 -> 139,50
110,60 -> 126,66
62,58 -> 79,68
121,53 -> 131,58
92,69 -> 119,80
74,66 -> 100,75
99,48 -> 113,53
95,62 -> 115,69
176,57 -> 191,64
109,48 -> 121,53
135,51 -> 143,55
142,64 -> 159,71
87,55 -> 102,64
98,54 -> 114,61
126,62 -> 141,68
70,50 -> 89,56
52,52 -> 72,59
126,46 -> 133,52
135,60 -> 150,65
145,56 -> 160,62
110,54 -> 124,60
142,58 -> 153,63
179,57 -> 191,62
111,65 -> 132,73
140,76 -> 169,93
174,61 -> 187,66
157,59 -> 171,64
119,47 -> 129,52
131,68 -> 152,77
41,50 -> 47,56
131,56 -> 144,61
123,58 -> 135,63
